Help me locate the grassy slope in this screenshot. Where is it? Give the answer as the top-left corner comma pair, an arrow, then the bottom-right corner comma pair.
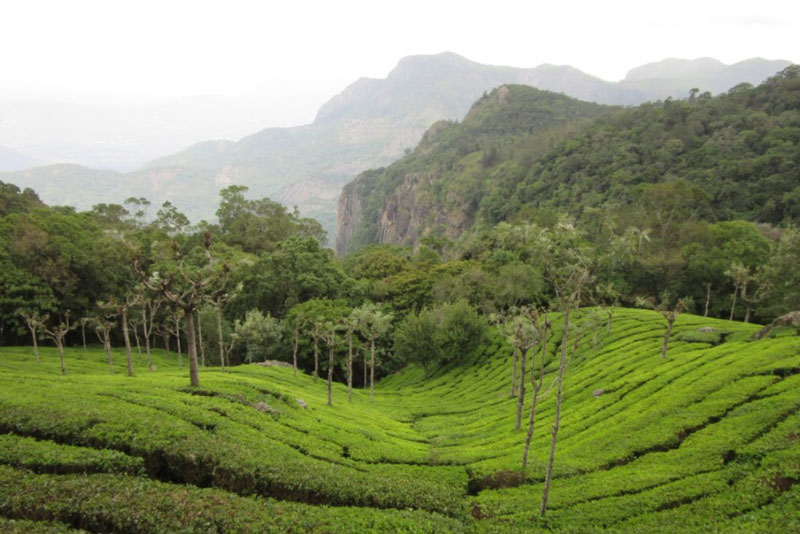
0,308 -> 798,533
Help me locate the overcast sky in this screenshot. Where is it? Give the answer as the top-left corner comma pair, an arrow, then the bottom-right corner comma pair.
2,0 -> 798,119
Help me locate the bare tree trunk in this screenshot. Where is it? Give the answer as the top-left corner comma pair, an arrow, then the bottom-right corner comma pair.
184,308 -> 200,387
327,340 -> 334,406
347,332 -> 353,402
742,281 -> 750,323
515,347 -> 528,430
162,333 -> 170,352
56,339 -> 66,376
363,346 -> 368,388
81,322 -> 87,350
105,335 -> 113,373
661,312 -> 675,359
142,308 -> 152,371
291,329 -> 299,376
369,339 -> 376,403
175,313 -> 182,368
197,310 -> 205,367
510,348 -> 518,397
729,286 -> 738,321
313,337 -> 319,379
606,308 -> 614,334
121,307 -> 134,377
704,283 -> 712,317
29,325 -> 40,363
131,320 -> 141,354
522,322 -> 549,470
541,306 -> 570,516
522,351 -> 542,468
216,304 -> 225,372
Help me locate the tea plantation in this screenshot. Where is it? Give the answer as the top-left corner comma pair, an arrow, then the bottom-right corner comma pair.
1,308 -> 798,533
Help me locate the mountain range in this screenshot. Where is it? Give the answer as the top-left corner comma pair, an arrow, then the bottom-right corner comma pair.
336,66 -> 800,254
0,52 -> 791,239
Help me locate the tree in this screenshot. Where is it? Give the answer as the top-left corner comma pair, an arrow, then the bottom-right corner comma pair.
98,296 -> 137,377
154,201 -> 190,236
522,309 -> 551,470
216,185 -> 326,255
308,320 -> 325,380
136,231 -> 230,387
353,303 -> 393,403
77,317 -> 90,350
288,299 -> 350,379
537,219 -> 594,517
637,292 -> 690,358
233,236 -> 344,318
137,285 -> 161,371
683,221 -> 771,319
233,309 -> 282,363
284,312 -> 308,378
763,226 -> 800,317
42,312 -> 74,376
340,313 -> 360,401
725,262 -> 754,321
92,312 -> 116,373
320,320 -> 340,406
393,309 -> 439,378
17,309 -> 46,363
500,310 -> 538,431
495,262 -> 543,310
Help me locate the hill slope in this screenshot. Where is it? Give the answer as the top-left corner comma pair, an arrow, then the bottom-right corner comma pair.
337,65 -> 800,253
1,308 -> 799,532
1,54 -> 790,238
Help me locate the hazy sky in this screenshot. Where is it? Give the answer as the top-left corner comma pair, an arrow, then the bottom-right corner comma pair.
2,0 -> 798,115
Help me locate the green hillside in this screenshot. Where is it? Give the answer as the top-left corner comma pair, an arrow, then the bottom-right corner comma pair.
1,308 -> 798,533
337,65 -> 800,254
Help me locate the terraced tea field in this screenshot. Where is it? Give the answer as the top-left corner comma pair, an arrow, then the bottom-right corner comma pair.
1,308 -> 799,533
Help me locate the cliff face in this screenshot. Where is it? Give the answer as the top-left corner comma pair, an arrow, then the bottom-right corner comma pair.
335,180 -> 362,256
334,85 -> 612,255
335,168 -> 473,255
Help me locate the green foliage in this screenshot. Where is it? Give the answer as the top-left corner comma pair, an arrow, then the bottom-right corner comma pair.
232,236 -> 346,318
233,309 -> 282,363
216,185 -> 326,254
394,300 -> 486,374
343,68 -> 800,263
763,226 -> 800,315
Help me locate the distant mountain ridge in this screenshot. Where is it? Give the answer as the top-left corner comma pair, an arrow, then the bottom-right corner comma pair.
0,52 -> 791,239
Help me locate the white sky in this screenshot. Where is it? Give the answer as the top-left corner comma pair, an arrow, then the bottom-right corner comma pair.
1,0 -> 798,105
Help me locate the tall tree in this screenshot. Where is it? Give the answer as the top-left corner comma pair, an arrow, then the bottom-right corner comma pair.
637,293 -> 690,359
233,310 -> 282,364
92,313 -> 116,373
522,310 -> 550,470
42,312 -> 73,376
17,310 -> 45,363
320,320 -> 340,406
537,219 -> 593,517
136,231 -> 229,387
500,311 -> 538,430
353,303 -> 393,403
340,313 -> 359,401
